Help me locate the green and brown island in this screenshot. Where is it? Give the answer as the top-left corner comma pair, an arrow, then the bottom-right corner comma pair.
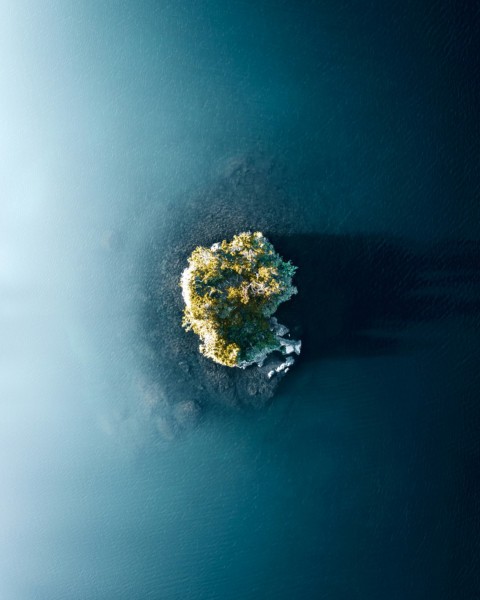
180,231 -> 301,376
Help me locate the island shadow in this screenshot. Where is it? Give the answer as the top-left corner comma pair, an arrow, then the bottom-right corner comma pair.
268,233 -> 480,365
138,224 -> 479,410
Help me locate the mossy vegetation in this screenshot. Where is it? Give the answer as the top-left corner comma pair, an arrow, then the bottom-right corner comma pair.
180,231 -> 298,367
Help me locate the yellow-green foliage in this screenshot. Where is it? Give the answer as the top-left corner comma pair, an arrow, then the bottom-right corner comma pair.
180,231 -> 297,367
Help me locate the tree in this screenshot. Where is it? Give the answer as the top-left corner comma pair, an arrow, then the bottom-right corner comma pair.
180,231 -> 298,367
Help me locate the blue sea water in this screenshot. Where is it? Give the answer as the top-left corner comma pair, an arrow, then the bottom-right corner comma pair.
1,1 -> 478,599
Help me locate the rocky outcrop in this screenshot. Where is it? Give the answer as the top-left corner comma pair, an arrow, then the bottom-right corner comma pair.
180,231 -> 299,368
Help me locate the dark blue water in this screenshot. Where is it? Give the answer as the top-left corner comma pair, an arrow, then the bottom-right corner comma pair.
1,1 -> 478,598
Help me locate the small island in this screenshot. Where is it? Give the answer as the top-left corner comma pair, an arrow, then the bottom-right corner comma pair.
180,231 -> 301,374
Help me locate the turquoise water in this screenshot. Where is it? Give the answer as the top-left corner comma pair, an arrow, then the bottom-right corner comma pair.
1,1 -> 478,598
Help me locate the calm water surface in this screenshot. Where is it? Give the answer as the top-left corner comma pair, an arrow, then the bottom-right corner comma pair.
1,1 -> 478,598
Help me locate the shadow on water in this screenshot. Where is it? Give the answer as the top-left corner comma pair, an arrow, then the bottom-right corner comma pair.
270,233 -> 480,365
138,227 -> 479,397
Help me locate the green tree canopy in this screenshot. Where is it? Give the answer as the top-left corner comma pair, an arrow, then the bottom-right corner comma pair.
180,231 -> 298,367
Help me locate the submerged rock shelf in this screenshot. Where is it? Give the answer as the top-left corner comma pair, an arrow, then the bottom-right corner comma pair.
136,157 -> 306,419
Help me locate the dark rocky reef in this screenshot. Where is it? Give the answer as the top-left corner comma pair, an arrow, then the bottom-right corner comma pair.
136,156 -> 306,415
